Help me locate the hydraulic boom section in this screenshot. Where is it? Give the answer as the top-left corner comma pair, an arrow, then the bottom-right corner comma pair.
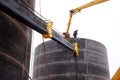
64,0 -> 108,38
112,67 -> 120,80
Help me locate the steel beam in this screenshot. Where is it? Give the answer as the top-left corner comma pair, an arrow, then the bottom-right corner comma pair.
0,0 -> 74,51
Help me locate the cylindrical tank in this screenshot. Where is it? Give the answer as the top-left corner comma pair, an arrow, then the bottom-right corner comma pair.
33,38 -> 110,80
0,0 -> 35,80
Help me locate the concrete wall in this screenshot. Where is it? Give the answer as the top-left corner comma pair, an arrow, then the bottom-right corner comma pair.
0,0 -> 35,80
33,38 -> 110,80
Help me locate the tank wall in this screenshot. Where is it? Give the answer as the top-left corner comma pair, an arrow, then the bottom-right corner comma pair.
33,38 -> 110,80
0,0 -> 35,80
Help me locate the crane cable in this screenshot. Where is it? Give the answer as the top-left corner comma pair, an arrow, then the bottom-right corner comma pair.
42,37 -> 49,80
39,0 -> 41,14
40,0 -> 49,79
19,0 -> 48,21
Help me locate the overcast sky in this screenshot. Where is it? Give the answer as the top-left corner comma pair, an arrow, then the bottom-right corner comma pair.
31,0 -> 120,78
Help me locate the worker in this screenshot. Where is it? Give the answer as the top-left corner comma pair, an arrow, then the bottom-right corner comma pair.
73,30 -> 78,38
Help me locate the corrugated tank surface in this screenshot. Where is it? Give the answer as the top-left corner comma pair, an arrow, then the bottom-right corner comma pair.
33,38 -> 110,80
0,0 -> 34,80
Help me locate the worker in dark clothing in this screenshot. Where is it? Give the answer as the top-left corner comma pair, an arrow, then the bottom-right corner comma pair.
73,30 -> 78,38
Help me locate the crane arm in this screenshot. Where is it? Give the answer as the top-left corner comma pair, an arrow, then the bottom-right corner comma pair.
111,67 -> 120,80
70,0 -> 108,15
65,0 -> 108,38
65,14 -> 73,38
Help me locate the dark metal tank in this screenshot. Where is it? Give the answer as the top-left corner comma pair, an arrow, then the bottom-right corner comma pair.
0,0 -> 35,80
33,38 -> 110,80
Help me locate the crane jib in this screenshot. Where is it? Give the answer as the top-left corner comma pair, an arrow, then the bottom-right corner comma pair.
0,0 -> 74,51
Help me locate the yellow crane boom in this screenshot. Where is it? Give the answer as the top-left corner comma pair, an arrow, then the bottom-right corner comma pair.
112,67 -> 120,80
64,0 -> 108,38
